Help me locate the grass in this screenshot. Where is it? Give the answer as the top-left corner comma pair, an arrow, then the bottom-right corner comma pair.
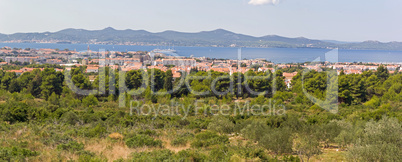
0,125 -> 348,162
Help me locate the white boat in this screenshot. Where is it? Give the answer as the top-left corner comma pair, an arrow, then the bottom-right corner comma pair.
152,48 -> 177,53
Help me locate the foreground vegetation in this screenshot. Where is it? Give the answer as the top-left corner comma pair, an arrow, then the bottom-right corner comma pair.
0,65 -> 401,161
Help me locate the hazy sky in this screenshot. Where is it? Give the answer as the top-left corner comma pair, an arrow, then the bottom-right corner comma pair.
0,0 -> 401,42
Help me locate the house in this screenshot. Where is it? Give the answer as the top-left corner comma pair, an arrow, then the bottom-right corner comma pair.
6,70 -> 23,75
86,66 -> 99,73
283,72 -> 298,88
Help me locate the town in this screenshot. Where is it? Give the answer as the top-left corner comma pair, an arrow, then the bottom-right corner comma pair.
0,46 -> 401,88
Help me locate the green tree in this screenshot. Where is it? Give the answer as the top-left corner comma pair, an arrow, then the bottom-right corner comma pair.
1,72 -> 17,90
347,117 -> 401,162
164,69 -> 173,91
82,95 -> 99,107
8,79 -> 20,93
27,73 -> 42,98
293,133 -> 322,162
259,128 -> 293,155
375,65 -> 389,81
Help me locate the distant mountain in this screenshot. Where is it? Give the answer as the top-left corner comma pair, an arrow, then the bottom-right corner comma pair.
338,41 -> 402,51
0,28 -> 401,50
321,40 -> 353,44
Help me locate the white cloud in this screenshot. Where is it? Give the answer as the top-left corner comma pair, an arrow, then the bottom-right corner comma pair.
248,0 -> 281,5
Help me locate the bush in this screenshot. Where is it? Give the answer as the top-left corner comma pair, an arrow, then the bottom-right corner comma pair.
77,150 -> 106,162
171,137 -> 188,146
57,140 -> 84,152
130,149 -> 174,161
137,129 -> 157,136
83,123 -> 107,138
241,120 -> 269,142
174,149 -> 208,161
191,131 -> 229,148
125,134 -> 162,148
0,146 -> 39,161
259,128 -> 293,155
2,101 -> 30,123
60,111 -> 80,125
42,132 -> 73,146
171,132 -> 194,147
82,95 -> 99,107
346,116 -> 401,161
207,116 -> 235,134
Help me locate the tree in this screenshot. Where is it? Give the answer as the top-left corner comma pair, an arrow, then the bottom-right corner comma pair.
317,121 -> 341,148
148,68 -> 165,92
164,70 -> 173,91
8,79 -> 20,93
72,73 -> 92,90
40,74 -> 58,100
27,73 -> 42,98
375,65 -> 389,81
48,92 -> 59,105
346,117 -> 401,162
17,72 -> 34,89
40,69 -> 64,99
126,70 -> 144,90
82,95 -> 99,107
259,128 -> 293,155
1,72 -> 17,90
241,120 -> 269,142
293,133 -> 322,162
274,70 -> 286,92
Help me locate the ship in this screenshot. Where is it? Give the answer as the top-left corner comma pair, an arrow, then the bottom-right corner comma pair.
152,48 -> 177,54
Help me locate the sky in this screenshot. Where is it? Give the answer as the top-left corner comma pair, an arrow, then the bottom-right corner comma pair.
0,0 -> 401,42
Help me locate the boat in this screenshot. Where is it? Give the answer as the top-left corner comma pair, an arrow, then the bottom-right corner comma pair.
152,48 -> 177,54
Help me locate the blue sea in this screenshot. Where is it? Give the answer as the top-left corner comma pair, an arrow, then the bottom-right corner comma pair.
1,43 -> 402,63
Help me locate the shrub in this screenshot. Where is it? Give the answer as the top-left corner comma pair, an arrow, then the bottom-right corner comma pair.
293,133 -> 322,162
57,140 -> 84,152
77,150 -> 106,162
207,116 -> 235,134
174,149 -> 208,161
191,131 -> 229,148
231,145 -> 271,161
209,145 -> 232,161
130,149 -> 174,161
82,95 -> 99,107
346,117 -> 401,162
171,137 -> 188,146
42,132 -> 73,146
171,132 -> 194,147
259,128 -> 293,155
137,129 -> 157,136
125,134 -> 162,148
241,120 -> 269,142
60,111 -> 80,125
83,123 -> 107,138
316,121 -> 341,148
0,146 -> 39,161
2,102 -> 30,123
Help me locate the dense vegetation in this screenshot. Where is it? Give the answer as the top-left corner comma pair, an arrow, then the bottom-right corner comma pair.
0,65 -> 400,161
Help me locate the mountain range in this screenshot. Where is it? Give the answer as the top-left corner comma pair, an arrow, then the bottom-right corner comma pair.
1,27 -> 401,50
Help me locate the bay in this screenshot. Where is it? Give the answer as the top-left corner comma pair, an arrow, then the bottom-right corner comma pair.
1,43 -> 401,64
